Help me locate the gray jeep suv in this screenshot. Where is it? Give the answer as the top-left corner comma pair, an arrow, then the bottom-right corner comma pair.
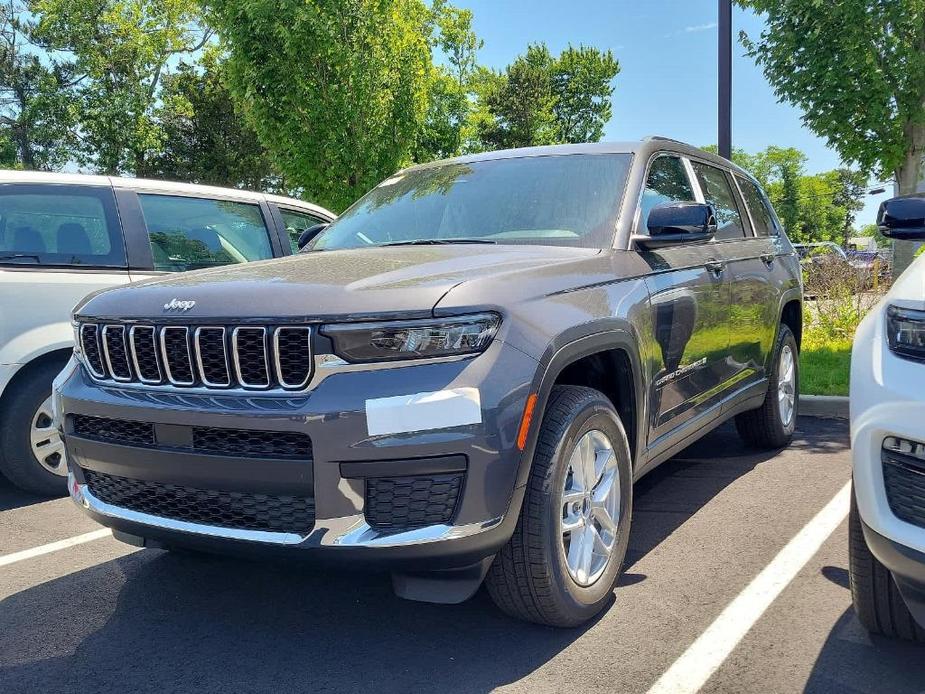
55,139 -> 802,626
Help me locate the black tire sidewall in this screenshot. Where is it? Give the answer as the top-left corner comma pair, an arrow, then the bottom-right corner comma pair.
0,361 -> 68,494
540,394 -> 633,615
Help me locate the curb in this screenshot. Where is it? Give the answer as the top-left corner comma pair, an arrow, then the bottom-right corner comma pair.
799,394 -> 849,419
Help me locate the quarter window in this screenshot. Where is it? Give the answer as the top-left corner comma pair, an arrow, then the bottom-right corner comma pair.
640,156 -> 696,232
736,176 -> 777,237
0,186 -> 123,267
138,195 -> 274,272
691,162 -> 746,240
280,208 -> 328,253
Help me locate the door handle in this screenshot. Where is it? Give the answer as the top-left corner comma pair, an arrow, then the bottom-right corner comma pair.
705,259 -> 725,276
760,252 -> 775,267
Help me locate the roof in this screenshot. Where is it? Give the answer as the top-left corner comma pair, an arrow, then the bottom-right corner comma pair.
0,169 -> 334,218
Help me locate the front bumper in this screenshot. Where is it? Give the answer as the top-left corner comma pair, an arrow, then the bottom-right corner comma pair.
57,339 -> 537,570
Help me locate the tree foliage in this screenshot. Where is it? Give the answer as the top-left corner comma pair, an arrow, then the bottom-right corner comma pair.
206,0 -> 433,212
737,0 -> 925,195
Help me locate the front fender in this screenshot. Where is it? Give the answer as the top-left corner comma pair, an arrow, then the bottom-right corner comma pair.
0,320 -> 74,368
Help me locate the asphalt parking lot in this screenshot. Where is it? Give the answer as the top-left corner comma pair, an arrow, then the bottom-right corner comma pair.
1,416 -> 923,693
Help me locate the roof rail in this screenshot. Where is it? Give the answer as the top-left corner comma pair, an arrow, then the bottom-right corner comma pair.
643,135 -> 691,146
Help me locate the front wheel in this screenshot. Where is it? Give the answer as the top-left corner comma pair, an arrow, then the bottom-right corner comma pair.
485,385 -> 632,627
735,323 -> 798,449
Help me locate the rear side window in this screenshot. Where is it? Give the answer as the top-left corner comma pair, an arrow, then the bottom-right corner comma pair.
736,176 -> 778,237
640,156 -> 696,232
138,194 -> 274,272
691,162 -> 746,240
280,208 -> 328,253
0,185 -> 124,267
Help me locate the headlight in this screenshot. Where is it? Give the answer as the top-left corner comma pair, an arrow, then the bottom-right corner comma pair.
886,305 -> 925,362
322,313 -> 501,362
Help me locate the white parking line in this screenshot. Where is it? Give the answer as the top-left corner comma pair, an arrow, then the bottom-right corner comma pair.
647,480 -> 852,694
0,528 -> 112,568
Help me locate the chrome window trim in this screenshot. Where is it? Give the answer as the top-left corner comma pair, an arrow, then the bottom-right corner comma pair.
79,323 -> 107,379
273,326 -> 313,390
194,326 -> 232,387
232,326 -> 270,389
101,324 -> 133,382
160,326 -> 195,386
128,325 -> 162,384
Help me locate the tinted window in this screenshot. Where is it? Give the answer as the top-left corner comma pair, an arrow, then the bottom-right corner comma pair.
139,195 -> 274,272
0,186 -> 123,267
280,208 -> 328,253
691,162 -> 746,240
313,154 -> 632,251
736,176 -> 777,237
640,156 -> 695,231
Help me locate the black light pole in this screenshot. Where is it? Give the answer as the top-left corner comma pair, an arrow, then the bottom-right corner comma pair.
718,0 -> 732,160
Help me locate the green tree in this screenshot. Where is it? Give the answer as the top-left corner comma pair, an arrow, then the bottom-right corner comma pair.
0,1 -> 74,170
737,0 -> 925,265
31,0 -> 212,175
475,42 -> 619,150
147,50 -> 281,190
206,0 -> 433,212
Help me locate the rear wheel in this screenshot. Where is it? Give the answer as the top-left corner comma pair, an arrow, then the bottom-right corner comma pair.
735,323 -> 798,449
0,360 -> 69,496
485,385 -> 632,627
849,490 -> 925,641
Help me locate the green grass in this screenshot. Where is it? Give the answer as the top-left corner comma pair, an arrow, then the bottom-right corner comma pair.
800,337 -> 851,396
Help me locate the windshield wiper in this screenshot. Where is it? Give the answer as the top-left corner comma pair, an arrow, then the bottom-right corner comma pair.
0,253 -> 41,263
379,238 -> 496,247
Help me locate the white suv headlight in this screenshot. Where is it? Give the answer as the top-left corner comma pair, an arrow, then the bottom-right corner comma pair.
886,305 -> 925,362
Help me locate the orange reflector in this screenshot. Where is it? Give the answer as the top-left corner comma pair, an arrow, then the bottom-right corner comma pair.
517,393 -> 538,451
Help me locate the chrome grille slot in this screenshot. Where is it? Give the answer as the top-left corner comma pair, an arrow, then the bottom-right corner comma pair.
80,324 -> 107,378
102,325 -> 132,381
274,327 -> 312,389
161,327 -> 195,385
233,327 -> 270,388
76,321 -> 314,391
195,327 -> 231,387
129,326 -> 162,383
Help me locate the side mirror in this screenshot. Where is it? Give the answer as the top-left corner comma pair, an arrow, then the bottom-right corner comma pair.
877,195 -> 925,240
297,223 -> 329,250
635,202 -> 717,249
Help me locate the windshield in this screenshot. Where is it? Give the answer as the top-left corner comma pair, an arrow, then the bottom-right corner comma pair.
311,153 -> 633,251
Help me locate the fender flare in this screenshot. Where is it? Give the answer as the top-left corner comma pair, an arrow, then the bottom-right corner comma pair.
512,321 -> 646,490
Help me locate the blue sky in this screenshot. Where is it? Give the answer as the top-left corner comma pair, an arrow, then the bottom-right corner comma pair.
456,0 -> 890,226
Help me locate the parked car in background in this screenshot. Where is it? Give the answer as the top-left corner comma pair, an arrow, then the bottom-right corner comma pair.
850,192 -> 925,642
57,139 -> 802,626
0,171 -> 334,495
796,241 -> 880,292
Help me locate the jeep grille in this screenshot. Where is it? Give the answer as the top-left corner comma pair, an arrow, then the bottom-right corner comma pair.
78,322 -> 313,391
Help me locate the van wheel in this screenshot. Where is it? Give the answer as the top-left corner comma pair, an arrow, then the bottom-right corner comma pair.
849,490 -> 925,641
485,385 -> 632,627
735,323 -> 798,449
0,360 -> 69,496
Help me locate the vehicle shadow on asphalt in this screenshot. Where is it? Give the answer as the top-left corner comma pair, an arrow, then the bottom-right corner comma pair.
0,417 -> 847,693
0,480 -> 58,512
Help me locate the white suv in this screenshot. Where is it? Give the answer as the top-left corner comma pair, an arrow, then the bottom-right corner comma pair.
0,171 -> 333,494
850,193 -> 925,641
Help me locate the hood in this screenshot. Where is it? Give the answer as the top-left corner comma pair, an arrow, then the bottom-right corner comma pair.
76,244 -> 602,321
885,252 -> 925,311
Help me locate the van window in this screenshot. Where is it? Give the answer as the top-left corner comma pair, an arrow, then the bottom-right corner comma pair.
138,195 -> 274,272
280,208 -> 328,253
0,185 -> 124,267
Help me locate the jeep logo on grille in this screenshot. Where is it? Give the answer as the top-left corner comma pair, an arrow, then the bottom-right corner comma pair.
163,298 -> 196,312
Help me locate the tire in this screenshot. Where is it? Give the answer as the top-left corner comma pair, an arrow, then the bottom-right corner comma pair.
0,360 -> 69,496
735,323 -> 798,449
849,489 -> 925,641
485,385 -> 633,627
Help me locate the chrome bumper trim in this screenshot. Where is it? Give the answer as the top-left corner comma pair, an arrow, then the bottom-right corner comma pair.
69,472 -> 502,549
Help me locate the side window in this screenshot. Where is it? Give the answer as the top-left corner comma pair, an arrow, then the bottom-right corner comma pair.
280,208 -> 327,253
640,156 -> 696,232
736,176 -> 778,237
0,185 -> 124,267
138,194 -> 274,272
691,162 -> 746,240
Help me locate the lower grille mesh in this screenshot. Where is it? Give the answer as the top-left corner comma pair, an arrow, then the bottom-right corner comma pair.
73,415 -> 154,446
83,470 -> 315,534
365,473 -> 463,530
883,455 -> 925,530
